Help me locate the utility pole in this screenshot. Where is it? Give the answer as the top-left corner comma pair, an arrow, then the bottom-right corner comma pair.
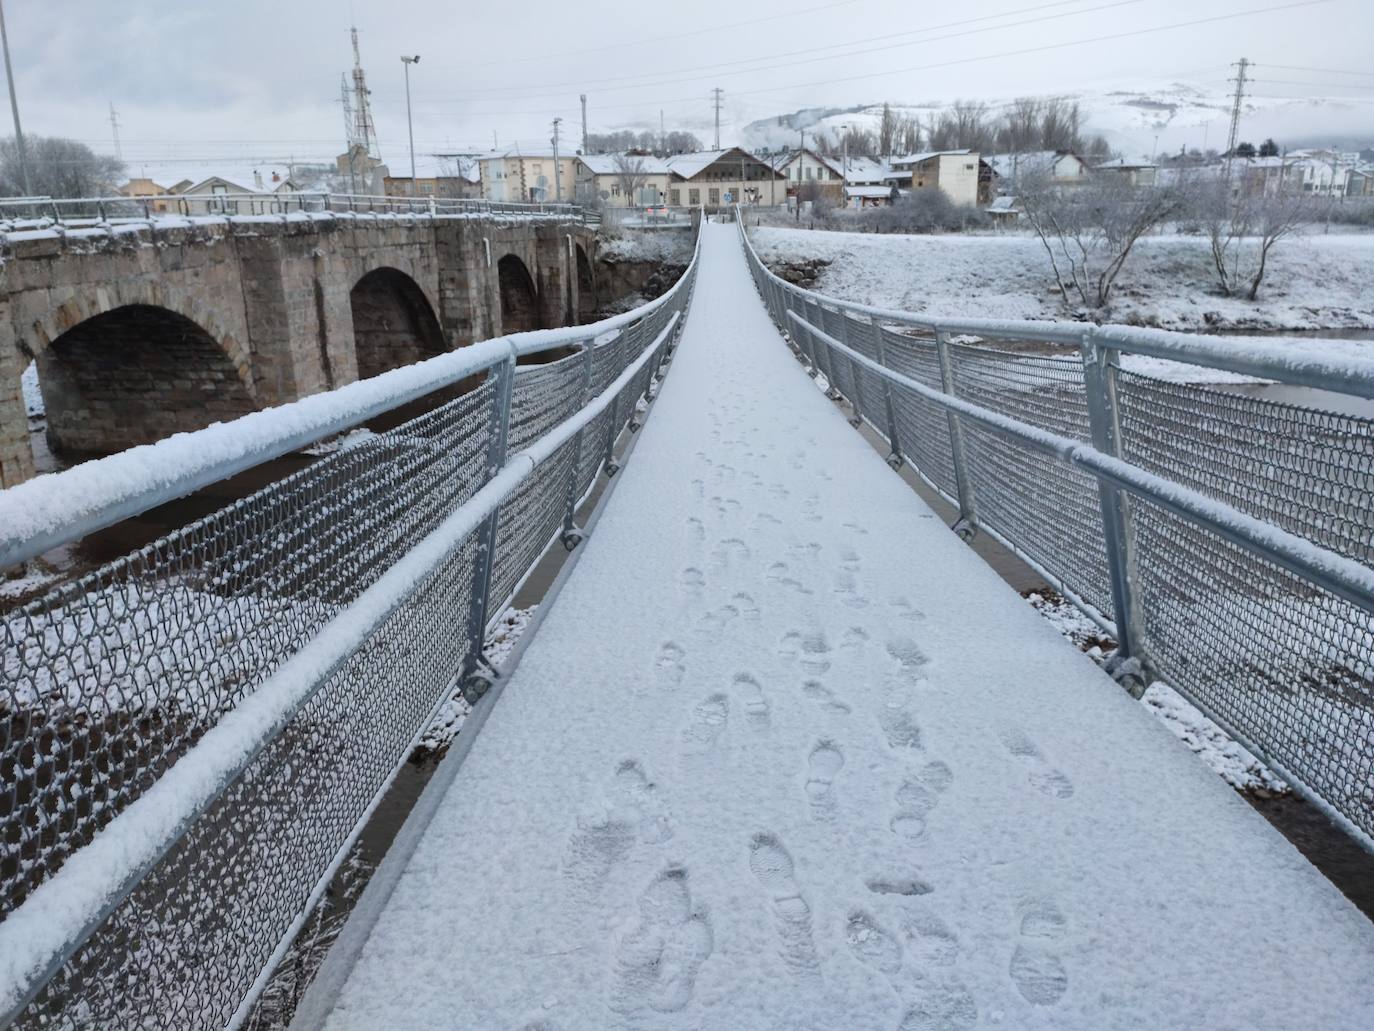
660,109 -> 665,154
579,94 -> 588,153
401,55 -> 420,190
711,87 -> 724,150
551,117 -> 563,203
108,103 -> 122,162
0,0 -> 31,197
1224,57 -> 1249,184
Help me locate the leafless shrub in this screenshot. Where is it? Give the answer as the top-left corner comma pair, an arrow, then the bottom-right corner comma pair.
1017,172 -> 1186,309
1195,178 -> 1326,300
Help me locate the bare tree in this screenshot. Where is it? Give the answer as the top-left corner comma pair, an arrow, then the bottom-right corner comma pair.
1197,177 -> 1324,300
878,103 -> 897,160
0,135 -> 124,198
1018,172 -> 1186,309
613,153 -> 652,206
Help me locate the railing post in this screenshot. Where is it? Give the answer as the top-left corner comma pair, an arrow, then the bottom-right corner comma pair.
935,329 -> 978,539
837,313 -> 868,428
561,343 -> 596,550
602,328 -> 630,476
461,350 -> 517,698
1080,330 -> 1146,693
870,317 -> 904,468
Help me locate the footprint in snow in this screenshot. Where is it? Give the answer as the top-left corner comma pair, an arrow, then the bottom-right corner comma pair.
733,672 -> 771,731
683,694 -> 729,754
802,679 -> 852,716
1000,728 -> 1075,799
804,740 -> 844,822
563,760 -> 672,901
609,866 -> 713,1016
654,642 -> 686,689
890,761 -> 954,841
748,833 -> 821,978
1010,898 -> 1069,1006
844,909 -> 903,976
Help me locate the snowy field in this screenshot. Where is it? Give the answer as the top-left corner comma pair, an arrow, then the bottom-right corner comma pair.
750,226 -> 1374,333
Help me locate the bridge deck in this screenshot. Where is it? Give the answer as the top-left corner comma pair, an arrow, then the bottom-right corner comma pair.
309,223 -> 1374,1030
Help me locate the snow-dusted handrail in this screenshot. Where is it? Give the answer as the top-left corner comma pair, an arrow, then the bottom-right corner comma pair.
740,224 -> 1374,400
0,309 -> 681,1023
785,308 -> 1374,619
0,280 -> 688,570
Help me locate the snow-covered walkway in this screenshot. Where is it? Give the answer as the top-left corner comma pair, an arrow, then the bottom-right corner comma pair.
313,223 -> 1374,1030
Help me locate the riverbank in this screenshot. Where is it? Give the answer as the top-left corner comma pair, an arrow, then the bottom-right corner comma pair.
750,226 -> 1374,333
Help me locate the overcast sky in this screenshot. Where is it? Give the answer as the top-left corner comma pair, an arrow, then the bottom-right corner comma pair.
7,0 -> 1372,172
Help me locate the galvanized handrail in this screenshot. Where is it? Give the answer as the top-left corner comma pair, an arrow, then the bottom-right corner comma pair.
0,224 -> 701,1028
739,216 -> 1374,858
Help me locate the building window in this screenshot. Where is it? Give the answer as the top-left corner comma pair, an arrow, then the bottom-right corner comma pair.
689,188 -> 700,205
708,188 -> 719,205
669,189 -> 680,205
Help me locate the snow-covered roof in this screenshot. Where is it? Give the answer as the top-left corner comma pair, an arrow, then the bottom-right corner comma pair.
983,151 -> 1087,177
664,150 -> 730,178
577,154 -> 671,175
986,195 -> 1021,212
841,157 -> 891,184
889,149 -> 973,167
776,148 -> 844,177
1095,158 -> 1157,170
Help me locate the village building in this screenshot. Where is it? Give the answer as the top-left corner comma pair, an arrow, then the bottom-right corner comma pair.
1094,157 -> 1158,187
984,150 -> 1092,189
478,149 -> 579,203
384,155 -> 481,200
773,149 -> 846,200
574,154 -> 672,207
663,148 -> 786,209
887,150 -> 987,206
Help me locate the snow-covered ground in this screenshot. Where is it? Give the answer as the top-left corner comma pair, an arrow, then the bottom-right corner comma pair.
314,223 -> 1374,1031
21,363 -> 43,418
751,226 -> 1374,333
599,227 -> 695,265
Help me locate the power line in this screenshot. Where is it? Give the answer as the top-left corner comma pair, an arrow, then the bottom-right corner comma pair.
378,0 -> 1146,102
1258,63 -> 1374,78
1250,78 -> 1374,91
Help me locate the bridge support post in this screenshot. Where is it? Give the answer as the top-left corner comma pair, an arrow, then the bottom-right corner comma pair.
1080,331 -> 1147,695
561,345 -> 595,550
935,329 -> 978,540
869,316 -> 904,469
462,349 -> 517,700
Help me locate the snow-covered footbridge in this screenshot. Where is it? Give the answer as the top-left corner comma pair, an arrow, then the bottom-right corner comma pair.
2,219 -> 1373,1029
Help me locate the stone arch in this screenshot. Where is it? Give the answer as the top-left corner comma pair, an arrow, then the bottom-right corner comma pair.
349,267 -> 446,380
497,254 -> 542,334
35,304 -> 258,458
575,243 -> 596,324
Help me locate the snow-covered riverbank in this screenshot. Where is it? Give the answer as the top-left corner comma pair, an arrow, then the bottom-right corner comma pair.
750,226 -> 1374,332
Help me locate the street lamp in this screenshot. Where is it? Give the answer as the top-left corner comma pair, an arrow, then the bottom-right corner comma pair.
401,55 -> 420,192
840,122 -> 849,209
0,0 -> 31,197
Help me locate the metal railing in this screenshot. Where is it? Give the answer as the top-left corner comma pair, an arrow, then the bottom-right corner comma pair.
0,226 -> 699,1028
0,192 -> 585,228
739,218 -> 1374,855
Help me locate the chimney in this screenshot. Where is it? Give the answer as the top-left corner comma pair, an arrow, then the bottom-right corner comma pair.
253,169 -> 264,190
272,171 -> 281,183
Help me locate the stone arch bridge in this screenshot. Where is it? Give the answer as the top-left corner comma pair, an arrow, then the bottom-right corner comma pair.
0,213 -> 599,486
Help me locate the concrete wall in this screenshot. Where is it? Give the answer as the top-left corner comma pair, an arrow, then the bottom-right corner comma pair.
0,214 -> 596,487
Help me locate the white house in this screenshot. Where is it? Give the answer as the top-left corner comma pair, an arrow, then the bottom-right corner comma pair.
775,148 -> 846,198
887,150 -> 982,207
984,151 -> 1091,188
574,154 -> 671,207
478,149 -> 579,203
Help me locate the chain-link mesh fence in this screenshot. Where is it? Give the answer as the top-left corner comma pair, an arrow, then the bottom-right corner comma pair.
741,222 -> 1374,852
0,242 -> 697,1027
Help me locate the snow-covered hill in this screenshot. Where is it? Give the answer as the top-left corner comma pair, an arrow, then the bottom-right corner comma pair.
738,83 -> 1374,159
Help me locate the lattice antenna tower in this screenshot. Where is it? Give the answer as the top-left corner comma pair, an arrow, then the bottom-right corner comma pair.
108,102 -> 122,161
349,26 -> 379,158
340,74 -> 356,147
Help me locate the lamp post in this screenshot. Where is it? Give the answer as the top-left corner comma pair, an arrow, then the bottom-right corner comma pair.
840,122 -> 849,210
0,0 -> 30,197
401,55 -> 420,192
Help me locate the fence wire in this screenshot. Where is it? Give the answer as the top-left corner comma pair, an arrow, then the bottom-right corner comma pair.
0,247 -> 695,1028
741,222 -> 1374,852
